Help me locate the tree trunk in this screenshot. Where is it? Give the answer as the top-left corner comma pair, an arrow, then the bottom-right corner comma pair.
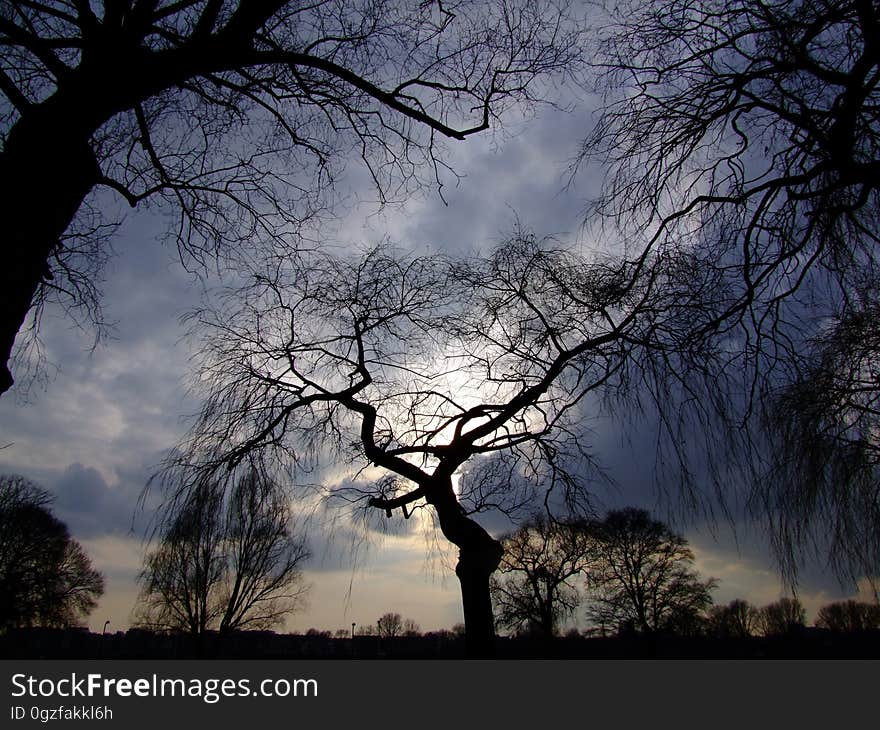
0,108 -> 101,394
455,540 -> 503,657
542,586 -> 556,639
430,480 -> 503,657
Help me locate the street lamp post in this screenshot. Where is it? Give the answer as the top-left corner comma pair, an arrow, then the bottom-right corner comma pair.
100,620 -> 111,658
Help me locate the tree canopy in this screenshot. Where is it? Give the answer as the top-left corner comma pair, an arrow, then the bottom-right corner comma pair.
757,596 -> 806,636
0,474 -> 104,631
815,600 -> 880,633
165,228 -> 699,653
707,599 -> 760,639
585,508 -> 716,634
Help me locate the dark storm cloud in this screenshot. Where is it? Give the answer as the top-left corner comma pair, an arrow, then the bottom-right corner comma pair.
51,463 -> 141,538
0,453 -> 166,541
337,104 -> 598,257
0,207 -> 201,550
422,109 -> 592,248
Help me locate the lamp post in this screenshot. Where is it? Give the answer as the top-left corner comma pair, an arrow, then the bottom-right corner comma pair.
100,620 -> 111,658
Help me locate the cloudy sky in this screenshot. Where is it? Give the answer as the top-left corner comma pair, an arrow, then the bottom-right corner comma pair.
0,81 -> 872,635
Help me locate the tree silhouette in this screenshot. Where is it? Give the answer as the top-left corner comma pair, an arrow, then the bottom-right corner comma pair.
0,0 -> 583,395
490,515 -> 593,638
757,597 -> 806,637
765,306 -> 880,585
138,478 -> 224,639
578,0 -> 880,583
707,599 -> 760,640
815,599 -> 880,633
584,509 -> 716,635
0,474 -> 104,630
165,230 -> 690,655
137,464 -> 310,640
376,612 -> 404,639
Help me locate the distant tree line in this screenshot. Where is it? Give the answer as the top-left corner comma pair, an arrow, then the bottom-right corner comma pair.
264,595 -> 880,641
490,507 -> 880,639
5,464 -> 876,643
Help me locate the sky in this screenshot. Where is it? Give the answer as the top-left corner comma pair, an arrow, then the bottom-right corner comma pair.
0,82 -> 874,636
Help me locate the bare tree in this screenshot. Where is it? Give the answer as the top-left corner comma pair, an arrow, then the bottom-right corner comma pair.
137,478 -> 225,638
168,229 -> 684,655
490,515 -> 594,638
815,599 -> 880,633
577,0 -> 880,584
581,0 -> 880,320
0,474 -> 104,630
707,598 -> 760,639
137,464 -> 310,640
376,612 -> 404,639
0,0 -> 584,395
584,508 -> 716,635
757,596 -> 806,637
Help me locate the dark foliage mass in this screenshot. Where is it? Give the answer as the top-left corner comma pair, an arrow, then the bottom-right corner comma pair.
585,509 -> 716,635
707,599 -> 760,640
815,599 -> 880,633
0,474 -> 104,631
6,622 -> 879,659
757,597 -> 806,637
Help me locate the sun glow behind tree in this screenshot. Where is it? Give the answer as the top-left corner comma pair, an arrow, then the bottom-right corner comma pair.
163,229 -> 677,654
